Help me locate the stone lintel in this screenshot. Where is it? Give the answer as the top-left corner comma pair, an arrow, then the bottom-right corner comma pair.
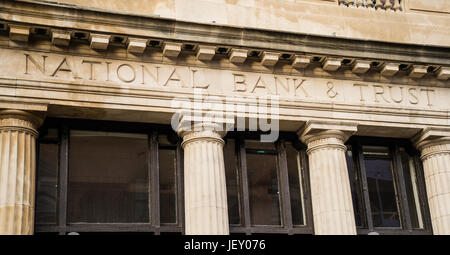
352,60 -> 371,74
436,67 -> 450,80
51,29 -> 71,47
0,101 -> 48,113
196,45 -> 216,61
408,65 -> 428,78
292,55 -> 311,69
89,33 -> 110,50
322,58 -> 341,71
127,38 -> 147,54
163,42 -> 182,58
9,24 -> 30,42
229,49 -> 248,64
261,52 -> 280,66
381,63 -> 399,76
298,120 -> 358,144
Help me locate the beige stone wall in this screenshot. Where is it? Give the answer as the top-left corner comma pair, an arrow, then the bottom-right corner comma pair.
25,0 -> 450,47
0,0 -> 449,236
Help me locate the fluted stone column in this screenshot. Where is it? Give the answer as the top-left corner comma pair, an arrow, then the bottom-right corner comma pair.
0,110 -> 44,235
299,121 -> 357,235
177,120 -> 231,235
414,128 -> 450,235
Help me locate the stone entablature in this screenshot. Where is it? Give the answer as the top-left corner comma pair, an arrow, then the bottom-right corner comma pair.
0,47 -> 448,139
0,0 -> 448,138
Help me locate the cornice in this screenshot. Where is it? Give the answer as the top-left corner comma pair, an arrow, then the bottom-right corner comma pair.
1,25 -> 449,82
0,0 -> 450,69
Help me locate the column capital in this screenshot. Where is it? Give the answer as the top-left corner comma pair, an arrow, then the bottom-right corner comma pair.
0,110 -> 45,137
298,120 -> 357,145
413,127 -> 450,160
175,114 -> 234,148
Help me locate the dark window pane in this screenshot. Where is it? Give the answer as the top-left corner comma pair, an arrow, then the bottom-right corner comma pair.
285,142 -> 305,226
36,143 -> 59,224
68,130 -> 149,223
400,148 -> 424,229
40,128 -> 59,142
364,147 -> 400,228
224,139 -> 241,225
345,145 -> 363,227
246,141 -> 281,226
159,147 -> 177,224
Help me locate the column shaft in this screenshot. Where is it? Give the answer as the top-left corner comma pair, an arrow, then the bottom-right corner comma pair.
418,138 -> 450,234
305,133 -> 356,235
182,130 -> 229,235
0,110 -> 42,235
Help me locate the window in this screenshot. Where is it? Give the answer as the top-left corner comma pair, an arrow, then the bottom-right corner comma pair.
68,130 -> 149,223
224,133 -> 313,234
346,137 -> 432,234
35,119 -> 183,234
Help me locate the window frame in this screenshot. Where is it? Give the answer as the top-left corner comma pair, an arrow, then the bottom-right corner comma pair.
34,118 -> 184,235
347,136 -> 432,235
225,132 -> 314,235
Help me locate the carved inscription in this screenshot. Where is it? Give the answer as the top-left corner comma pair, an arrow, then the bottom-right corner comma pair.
18,53 -> 439,107
353,83 -> 434,106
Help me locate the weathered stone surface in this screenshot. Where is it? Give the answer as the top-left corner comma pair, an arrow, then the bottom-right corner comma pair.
196,45 -> 216,61
414,128 -> 450,235
89,34 -> 110,50
322,58 -> 341,71
229,49 -> 248,64
27,0 -> 450,47
261,52 -> 280,67
381,63 -> 399,76
352,60 -> 371,74
127,38 -> 147,54
437,67 -> 450,80
409,65 -> 428,79
176,118 -> 233,235
0,110 -> 44,235
51,30 -> 70,47
292,55 -> 311,69
163,42 -> 182,58
299,121 -> 358,235
9,24 -> 29,42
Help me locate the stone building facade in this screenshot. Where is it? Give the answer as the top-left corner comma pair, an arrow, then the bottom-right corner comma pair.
0,0 -> 449,235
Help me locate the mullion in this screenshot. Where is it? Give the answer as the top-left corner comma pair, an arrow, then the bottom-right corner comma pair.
58,124 -> 69,235
299,150 -> 314,232
413,156 -> 433,231
228,136 -> 243,228
349,144 -> 366,229
277,139 -> 294,231
237,135 -> 251,234
355,140 -> 374,231
391,144 -> 413,231
176,141 -> 184,233
149,130 -> 160,234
